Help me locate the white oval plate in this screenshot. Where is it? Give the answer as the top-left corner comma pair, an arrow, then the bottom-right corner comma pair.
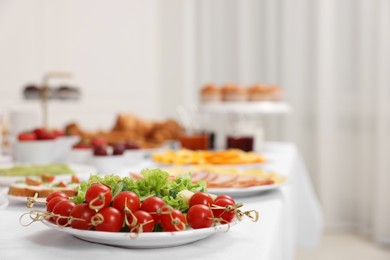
0,193 -> 9,209
6,193 -> 32,204
208,181 -> 286,198
42,220 -> 236,248
3,188 -> 46,206
0,163 -> 96,186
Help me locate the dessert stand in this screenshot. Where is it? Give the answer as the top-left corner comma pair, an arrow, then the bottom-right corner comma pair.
23,71 -> 80,128
199,101 -> 292,151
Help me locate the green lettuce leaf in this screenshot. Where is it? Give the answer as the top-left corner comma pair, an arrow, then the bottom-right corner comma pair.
71,169 -> 207,212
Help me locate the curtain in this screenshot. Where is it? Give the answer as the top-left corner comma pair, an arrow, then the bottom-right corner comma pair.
166,0 -> 390,244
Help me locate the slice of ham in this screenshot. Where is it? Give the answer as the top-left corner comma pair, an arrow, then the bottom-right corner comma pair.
130,172 -> 144,180
190,171 -> 209,182
189,170 -> 275,188
253,177 -> 274,186
207,174 -> 238,188
231,175 -> 258,188
202,171 -> 219,182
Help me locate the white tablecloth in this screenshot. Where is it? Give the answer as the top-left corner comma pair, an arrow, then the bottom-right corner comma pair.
0,142 -> 323,260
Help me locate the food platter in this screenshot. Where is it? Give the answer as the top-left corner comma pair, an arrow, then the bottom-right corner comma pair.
208,181 -> 286,197
0,163 -> 96,186
41,220 -> 236,248
157,165 -> 287,197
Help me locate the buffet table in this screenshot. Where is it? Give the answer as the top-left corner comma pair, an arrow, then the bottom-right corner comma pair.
0,142 -> 323,260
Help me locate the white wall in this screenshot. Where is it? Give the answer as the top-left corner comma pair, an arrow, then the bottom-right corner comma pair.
0,0 -> 162,130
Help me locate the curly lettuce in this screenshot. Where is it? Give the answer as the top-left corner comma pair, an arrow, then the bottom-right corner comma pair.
72,168 -> 206,211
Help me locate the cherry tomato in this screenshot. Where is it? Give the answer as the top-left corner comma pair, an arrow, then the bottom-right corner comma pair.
94,207 -> 124,232
53,129 -> 64,138
41,174 -> 55,183
25,177 -> 41,186
186,204 -> 213,229
85,184 -> 112,210
212,198 -> 235,223
91,137 -> 107,148
71,175 -> 80,183
159,207 -> 186,232
112,191 -> 140,214
33,128 -> 46,140
18,132 -> 37,141
215,194 -> 235,204
70,203 -> 96,230
34,128 -> 55,140
57,181 -> 67,187
73,141 -> 91,149
52,200 -> 76,226
46,196 -> 69,213
189,192 -> 213,207
46,192 -> 69,203
41,131 -> 56,140
140,196 -> 166,223
127,210 -> 155,233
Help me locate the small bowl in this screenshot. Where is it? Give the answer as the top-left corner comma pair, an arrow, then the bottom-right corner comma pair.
88,154 -> 126,174
56,136 -> 80,162
123,150 -> 146,166
68,147 -> 93,164
14,140 -> 57,164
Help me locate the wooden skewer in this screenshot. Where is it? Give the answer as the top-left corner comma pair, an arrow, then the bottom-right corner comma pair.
26,193 -> 46,208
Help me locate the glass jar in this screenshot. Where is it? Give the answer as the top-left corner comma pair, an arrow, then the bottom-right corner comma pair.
225,118 -> 264,152
179,133 -> 210,150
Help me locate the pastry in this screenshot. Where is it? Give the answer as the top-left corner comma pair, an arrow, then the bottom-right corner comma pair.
221,84 -> 248,101
200,84 -> 222,102
65,114 -> 184,149
248,84 -> 283,101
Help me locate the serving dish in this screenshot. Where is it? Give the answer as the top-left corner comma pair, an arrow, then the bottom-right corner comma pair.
88,155 -> 126,174
208,182 -> 286,197
0,163 -> 96,186
42,220 -> 236,248
5,191 -> 44,206
14,135 -> 80,164
159,165 -> 286,197
13,140 -> 57,164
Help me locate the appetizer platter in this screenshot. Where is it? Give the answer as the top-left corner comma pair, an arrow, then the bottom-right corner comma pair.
0,163 -> 96,186
5,174 -> 82,205
20,169 -> 258,248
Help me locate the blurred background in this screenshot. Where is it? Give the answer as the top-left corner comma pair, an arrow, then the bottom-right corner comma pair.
1,0 -> 390,258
